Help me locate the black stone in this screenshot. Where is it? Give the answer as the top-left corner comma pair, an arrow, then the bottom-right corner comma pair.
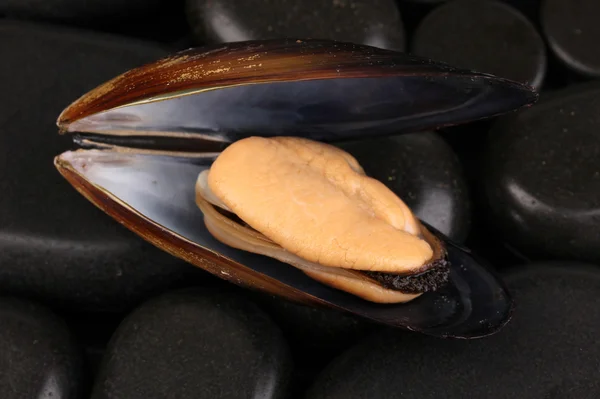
306,262 -> 600,399
499,0 -> 542,19
337,131 -> 471,243
0,0 -> 188,43
482,82 -> 600,263
185,0 -> 406,51
0,21 -> 207,312
402,0 -> 448,3
1,0 -> 167,20
412,0 -> 546,88
90,288 -> 292,399
0,297 -> 85,399
542,0 -> 600,78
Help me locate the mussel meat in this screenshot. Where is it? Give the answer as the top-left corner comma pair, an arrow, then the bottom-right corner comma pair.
53,38 -> 538,338
195,136 -> 449,304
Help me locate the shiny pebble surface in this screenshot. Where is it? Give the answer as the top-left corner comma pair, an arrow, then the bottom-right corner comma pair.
305,262 -> 600,399
0,297 -> 85,399
90,288 -> 292,399
337,131 -> 471,243
542,0 -> 600,77
0,0 -> 597,397
483,82 -> 600,263
412,0 -> 546,88
0,0 -> 169,21
0,21 -> 207,312
185,0 -> 406,51
0,0 -> 188,43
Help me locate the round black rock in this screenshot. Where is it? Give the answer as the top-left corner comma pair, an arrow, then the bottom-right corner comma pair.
336,131 -> 471,243
185,0 -> 406,51
0,297 -> 85,399
0,0 -> 191,44
90,288 -> 292,399
402,0 -> 448,3
0,20 -> 206,312
542,0 -> 600,78
1,0 -> 167,20
0,0 -> 180,25
482,81 -> 600,263
306,262 -> 600,399
412,0 -> 546,88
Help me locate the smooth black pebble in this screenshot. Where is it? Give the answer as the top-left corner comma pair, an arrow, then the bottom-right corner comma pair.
0,297 -> 85,399
90,288 -> 292,399
1,0 -> 167,20
337,131 -> 471,243
482,81 -> 600,263
401,0 -> 448,3
542,0 -> 600,78
185,0 -> 406,51
412,0 -> 546,88
0,0 -> 186,42
0,21 -> 206,312
306,262 -> 600,399
0,0 -> 173,25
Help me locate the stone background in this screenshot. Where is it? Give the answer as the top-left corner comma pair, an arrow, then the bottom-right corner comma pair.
1,0 -> 599,398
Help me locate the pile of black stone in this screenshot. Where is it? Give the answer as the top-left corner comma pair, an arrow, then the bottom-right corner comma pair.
1,0 -> 599,398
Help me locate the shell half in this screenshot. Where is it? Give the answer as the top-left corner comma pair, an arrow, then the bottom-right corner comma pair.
55,149 -> 512,338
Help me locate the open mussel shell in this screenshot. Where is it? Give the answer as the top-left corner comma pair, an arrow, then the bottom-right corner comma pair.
54,38 -> 537,338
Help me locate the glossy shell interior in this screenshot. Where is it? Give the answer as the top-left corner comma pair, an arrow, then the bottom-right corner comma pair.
54,38 -> 537,338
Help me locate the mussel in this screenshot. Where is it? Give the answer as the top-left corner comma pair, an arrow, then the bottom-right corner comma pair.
53,38 -> 538,338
